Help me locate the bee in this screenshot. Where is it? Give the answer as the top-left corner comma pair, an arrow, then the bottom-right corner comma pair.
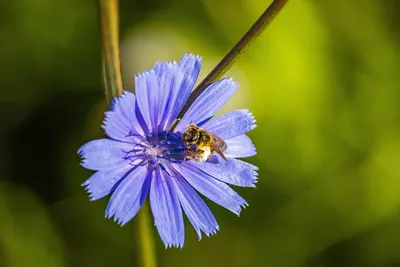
182,124 -> 227,162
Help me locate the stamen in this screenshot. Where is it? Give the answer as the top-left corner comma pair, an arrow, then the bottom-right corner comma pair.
121,130 -> 189,167
129,159 -> 147,167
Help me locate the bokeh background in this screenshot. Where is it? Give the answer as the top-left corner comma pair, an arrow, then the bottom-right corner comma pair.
1,0 -> 400,266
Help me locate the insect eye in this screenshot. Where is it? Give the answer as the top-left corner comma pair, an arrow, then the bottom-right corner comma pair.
183,134 -> 190,142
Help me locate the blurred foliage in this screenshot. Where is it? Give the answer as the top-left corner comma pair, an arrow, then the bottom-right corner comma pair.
1,0 -> 400,266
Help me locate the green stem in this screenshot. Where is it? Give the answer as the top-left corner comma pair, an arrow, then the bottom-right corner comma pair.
99,1 -> 156,266
138,203 -> 157,267
172,0 -> 289,129
99,0 -> 123,102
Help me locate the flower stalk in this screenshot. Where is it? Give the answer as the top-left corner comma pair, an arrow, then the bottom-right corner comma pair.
99,0 -> 123,101
138,203 -> 157,267
99,0 -> 156,265
172,0 -> 289,130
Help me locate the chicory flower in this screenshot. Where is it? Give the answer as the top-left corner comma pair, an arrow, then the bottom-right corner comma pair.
78,53 -> 257,248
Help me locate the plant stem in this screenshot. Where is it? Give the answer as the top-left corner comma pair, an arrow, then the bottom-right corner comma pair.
138,203 -> 157,267
99,0 -> 123,102
99,1 -> 156,266
173,0 -> 289,126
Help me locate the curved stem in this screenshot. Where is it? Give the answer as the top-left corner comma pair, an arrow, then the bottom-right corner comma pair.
172,0 -> 289,130
99,0 -> 123,102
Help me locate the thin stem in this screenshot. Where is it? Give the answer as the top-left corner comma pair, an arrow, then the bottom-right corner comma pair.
138,203 -> 157,267
99,1 -> 156,266
172,0 -> 288,129
99,0 -> 123,102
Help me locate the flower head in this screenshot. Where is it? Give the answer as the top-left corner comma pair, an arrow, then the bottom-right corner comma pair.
78,53 -> 258,248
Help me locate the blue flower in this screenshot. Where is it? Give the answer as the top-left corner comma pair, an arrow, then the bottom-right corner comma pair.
78,53 -> 258,248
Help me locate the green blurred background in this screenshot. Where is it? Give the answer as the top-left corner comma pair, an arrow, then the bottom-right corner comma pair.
1,0 -> 400,266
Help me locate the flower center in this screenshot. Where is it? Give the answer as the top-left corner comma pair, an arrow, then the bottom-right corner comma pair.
123,130 -> 186,166
145,145 -> 167,162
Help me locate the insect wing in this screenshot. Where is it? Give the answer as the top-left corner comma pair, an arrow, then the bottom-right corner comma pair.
211,134 -> 227,161
212,135 -> 227,152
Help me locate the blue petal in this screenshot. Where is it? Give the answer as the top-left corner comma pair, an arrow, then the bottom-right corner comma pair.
157,54 -> 202,130
135,70 -> 159,132
187,158 -> 258,187
105,165 -> 150,225
102,111 -> 142,143
178,54 -> 202,95
153,62 -> 184,130
114,92 -> 145,136
104,91 -> 145,138
78,139 -> 132,171
168,54 -> 202,128
150,166 -> 184,248
170,169 -> 219,240
176,78 -> 239,131
82,163 -> 133,201
224,135 -> 257,158
176,163 -> 248,215
202,109 -> 256,139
